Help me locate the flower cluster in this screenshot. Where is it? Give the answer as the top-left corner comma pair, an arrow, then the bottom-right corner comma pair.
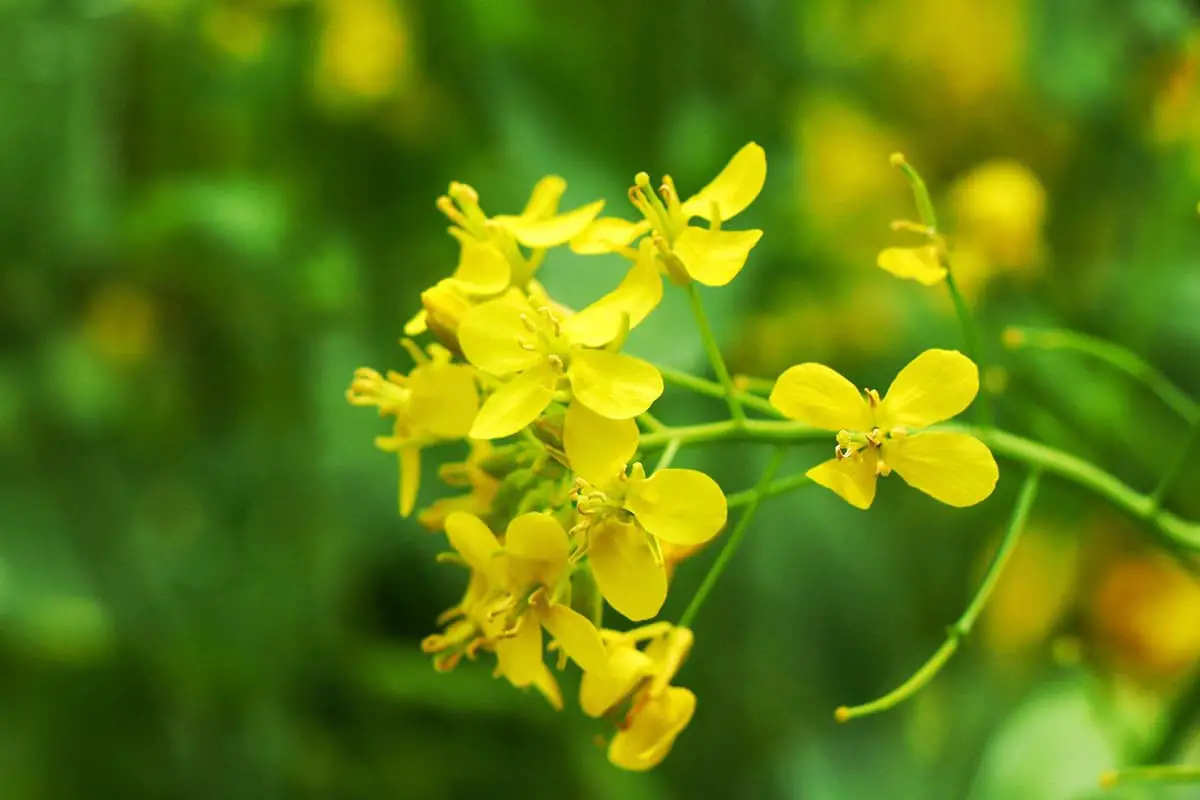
348,144 -> 1000,769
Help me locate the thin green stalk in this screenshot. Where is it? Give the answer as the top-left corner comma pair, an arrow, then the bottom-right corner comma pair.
686,283 -> 745,423
638,411 -> 667,433
726,472 -> 813,508
892,153 -> 993,428
836,469 -> 1042,722
639,419 -> 823,451
657,364 -> 783,418
1003,326 -> 1199,423
1100,765 -> 1200,789
678,448 -> 788,628
652,439 -> 681,474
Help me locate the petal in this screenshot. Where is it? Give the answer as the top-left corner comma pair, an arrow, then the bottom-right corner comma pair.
403,309 -> 428,336
608,686 -> 697,771
681,142 -> 767,222
563,241 -> 664,347
469,363 -> 558,440
568,350 -> 663,419
884,432 -> 999,507
563,401 -> 638,485
408,363 -> 479,439
769,363 -> 872,431
458,296 -> 543,376
520,175 -> 567,219
494,613 -> 544,688
543,603 -> 609,674
644,627 -> 694,695
570,217 -> 651,255
504,512 -> 570,588
588,518 -> 668,622
877,246 -> 947,286
447,240 -> 511,295
531,663 -> 564,710
672,227 -> 762,287
495,200 -> 606,249
399,445 -> 420,517
444,512 -> 504,583
806,454 -> 878,510
877,349 -> 979,429
580,644 -> 654,718
624,469 -> 728,546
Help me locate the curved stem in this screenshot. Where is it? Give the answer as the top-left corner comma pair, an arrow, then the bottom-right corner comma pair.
727,472 -> 813,508
944,271 -> 993,428
678,448 -> 789,628
657,365 -> 783,418
686,283 -> 745,423
836,468 -> 1041,722
652,439 -> 681,474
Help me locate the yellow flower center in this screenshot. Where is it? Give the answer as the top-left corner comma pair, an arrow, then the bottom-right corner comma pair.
516,304 -> 573,375
346,367 -> 411,416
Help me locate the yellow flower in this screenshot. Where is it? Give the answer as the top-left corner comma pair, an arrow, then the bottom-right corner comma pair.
346,346 -> 479,516
406,178 -> 605,341
770,349 -> 998,509
564,404 -> 727,620
572,142 -> 766,287
458,262 -> 664,439
417,440 -> 503,532
580,623 -> 696,771
441,512 -> 609,689
876,242 -> 947,286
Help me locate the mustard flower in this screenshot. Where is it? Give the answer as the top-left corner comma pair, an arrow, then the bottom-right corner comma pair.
580,623 -> 696,771
346,345 -> 479,516
572,142 -> 766,287
770,349 -> 999,509
457,255 -> 664,440
564,404 -> 727,621
876,242 -> 947,286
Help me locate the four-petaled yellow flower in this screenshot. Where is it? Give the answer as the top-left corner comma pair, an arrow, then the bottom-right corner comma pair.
581,623 -> 696,771
770,349 -> 999,509
564,404 -> 727,621
572,142 -> 766,288
407,177 -> 606,341
458,263 -> 664,439
346,346 -> 479,516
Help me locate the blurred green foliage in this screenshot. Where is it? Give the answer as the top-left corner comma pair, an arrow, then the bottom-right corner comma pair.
2,0 -> 1200,797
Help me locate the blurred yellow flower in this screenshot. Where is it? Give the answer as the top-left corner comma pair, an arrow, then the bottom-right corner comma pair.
581,624 -> 696,771
573,143 -> 766,287
770,349 -> 998,509
346,345 -> 479,516
457,274 -> 662,439
981,525 -> 1079,660
315,0 -> 414,105
564,405 -> 727,620
950,160 -> 1047,272
203,5 -> 269,62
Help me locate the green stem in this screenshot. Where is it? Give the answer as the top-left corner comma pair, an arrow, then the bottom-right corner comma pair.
652,439 -> 681,474
638,411 -> 667,432
640,419 -> 822,450
657,365 -> 783,419
678,448 -> 788,628
1003,326 -> 1200,423
1100,765 -> 1200,789
836,468 -> 1042,722
727,472 -> 813,508
686,283 -> 745,424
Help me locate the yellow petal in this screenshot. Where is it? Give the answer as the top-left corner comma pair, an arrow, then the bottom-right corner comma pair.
408,362 -> 479,439
624,469 -> 728,546
520,175 -> 567,219
877,246 -> 947,286
469,363 -> 558,440
672,227 -> 762,287
399,445 -> 420,517
588,518 -> 668,622
494,200 -> 605,249
806,454 -> 878,510
531,662 -> 564,710
403,309 -> 428,336
458,295 -> 543,376
769,363 -> 872,431
681,142 -> 767,222
644,627 -> 694,696
877,349 -> 979,429
444,512 -> 504,583
494,613 -> 544,688
563,401 -> 638,485
504,512 -> 570,588
542,603 -> 609,674
608,686 -> 696,771
447,240 -> 511,295
568,349 -> 663,419
570,217 -> 651,254
883,432 -> 999,507
563,241 -> 664,347
580,645 -> 654,717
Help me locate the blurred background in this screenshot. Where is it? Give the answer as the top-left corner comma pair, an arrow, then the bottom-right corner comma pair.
2,0 -> 1200,797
